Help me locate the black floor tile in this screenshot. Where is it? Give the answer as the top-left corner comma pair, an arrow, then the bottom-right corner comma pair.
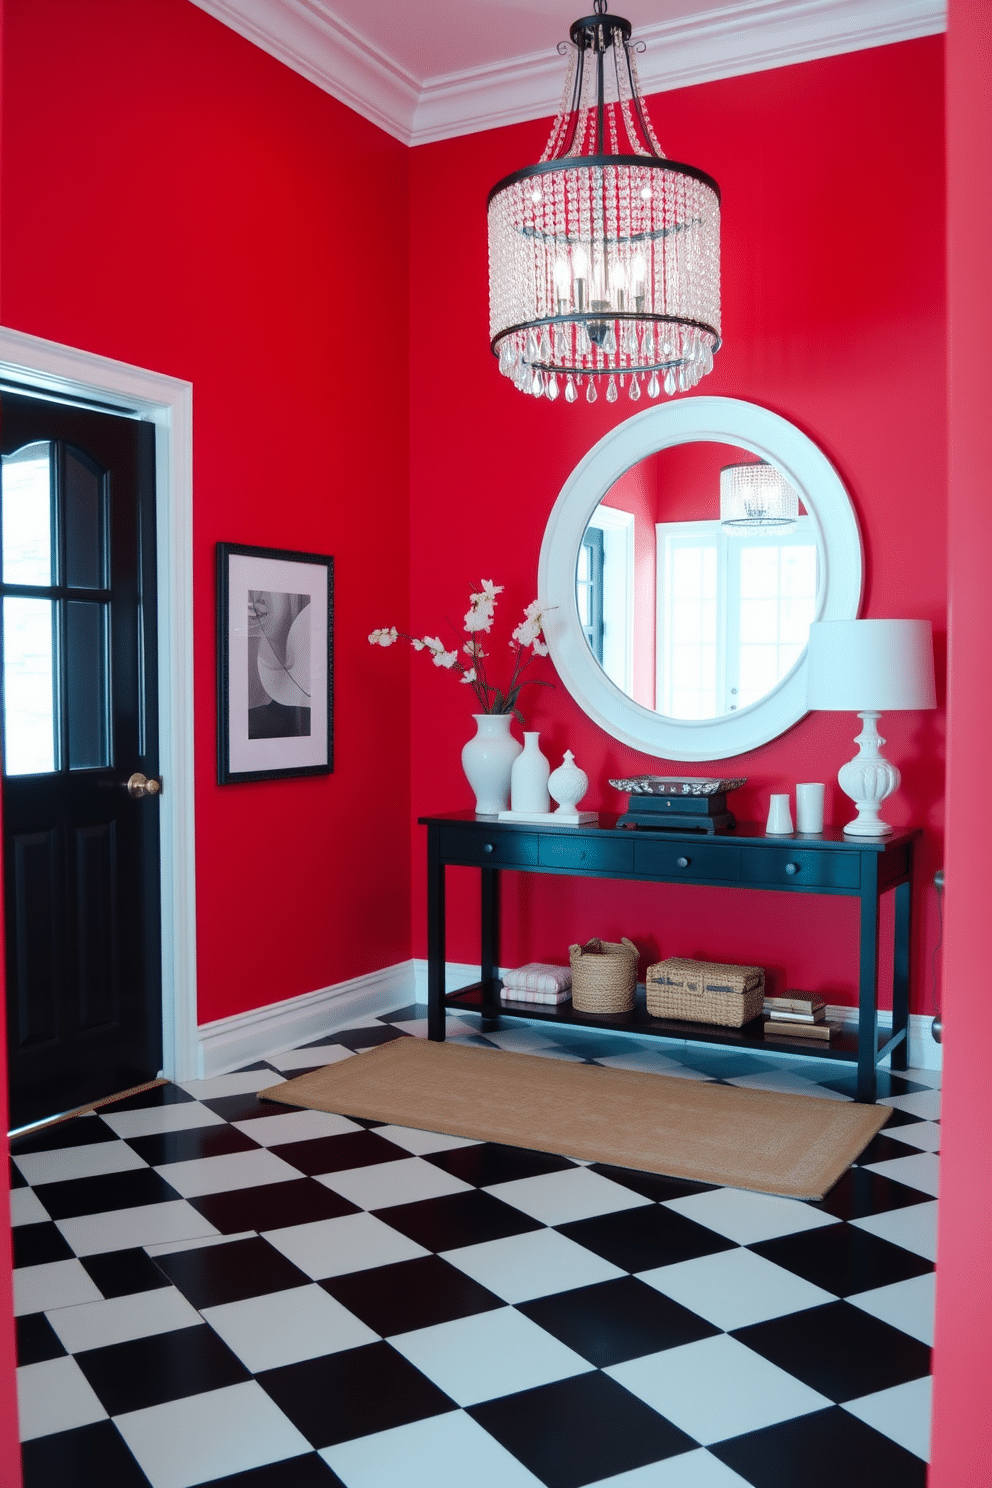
21,1419 -> 151,1487
855,1131 -> 930,1166
269,1129 -> 410,1177
32,1167 -> 181,1221
711,1405 -> 927,1487
80,1247 -> 174,1299
16,1311 -> 66,1366
12,1220 -> 75,1268
374,1004 -> 423,1025
322,1255 -> 504,1336
74,1324 -> 250,1414
377,1190 -> 543,1252
425,1141 -> 575,1187
125,1123 -> 262,1166
201,1456 -> 345,1486
9,1158 -> 26,1187
468,1371 -> 698,1488
331,1024 -> 408,1051
11,1114 -> 120,1156
872,1106 -> 931,1131
517,1275 -> 720,1366
750,1224 -> 933,1297
99,1083 -> 196,1111
151,1235 -> 312,1309
557,1204 -> 736,1272
667,1051 -> 776,1080
811,1168 -> 936,1221
255,1342 -> 455,1449
188,1177 -> 360,1235
586,1162 -> 719,1203
732,1300 -> 932,1401
821,1071 -> 932,1101
206,1093 -> 291,1123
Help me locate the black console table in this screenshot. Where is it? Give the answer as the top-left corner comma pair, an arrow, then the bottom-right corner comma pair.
420,812 -> 919,1104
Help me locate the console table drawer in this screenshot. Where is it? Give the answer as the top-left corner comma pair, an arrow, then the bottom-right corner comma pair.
439,826 -> 539,868
741,847 -> 860,890
633,839 -> 741,881
538,835 -> 634,874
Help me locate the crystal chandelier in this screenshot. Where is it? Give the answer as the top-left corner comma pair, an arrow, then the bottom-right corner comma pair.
720,461 -> 799,529
487,0 -> 721,405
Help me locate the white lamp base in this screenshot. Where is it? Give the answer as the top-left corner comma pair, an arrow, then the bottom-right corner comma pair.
838,711 -> 900,836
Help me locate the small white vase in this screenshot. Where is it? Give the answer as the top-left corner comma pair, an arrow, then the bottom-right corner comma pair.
549,750 -> 589,814
462,714 -> 522,815
510,732 -> 551,813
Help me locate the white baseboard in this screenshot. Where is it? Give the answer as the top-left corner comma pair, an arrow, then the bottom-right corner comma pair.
196,961 -> 418,1078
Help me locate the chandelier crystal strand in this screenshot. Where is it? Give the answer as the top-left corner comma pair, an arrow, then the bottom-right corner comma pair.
489,0 -> 720,402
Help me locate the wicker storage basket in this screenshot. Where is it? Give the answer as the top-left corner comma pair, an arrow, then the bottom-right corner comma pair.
569,937 -> 638,1015
646,956 -> 764,1028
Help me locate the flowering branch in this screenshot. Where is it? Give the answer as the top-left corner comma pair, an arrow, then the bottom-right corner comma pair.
369,582 -> 552,719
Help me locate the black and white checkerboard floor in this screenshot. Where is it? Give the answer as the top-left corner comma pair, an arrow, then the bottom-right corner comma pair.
10,1006 -> 940,1488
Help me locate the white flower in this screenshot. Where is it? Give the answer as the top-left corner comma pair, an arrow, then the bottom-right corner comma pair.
433,648 -> 458,669
532,640 -> 549,656
464,604 -> 493,633
479,580 -> 504,600
461,667 -> 477,684
411,638 -> 425,651
511,618 -> 540,648
368,626 -> 398,647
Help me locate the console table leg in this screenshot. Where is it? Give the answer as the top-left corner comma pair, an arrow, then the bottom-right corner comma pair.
857,859 -> 881,1103
891,878 -> 911,1072
427,831 -> 446,1042
480,868 -> 501,1030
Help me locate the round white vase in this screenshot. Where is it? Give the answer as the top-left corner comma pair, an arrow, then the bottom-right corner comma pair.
510,732 -> 551,813
462,714 -> 522,815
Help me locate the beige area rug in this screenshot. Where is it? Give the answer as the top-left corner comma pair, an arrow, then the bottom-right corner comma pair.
259,1039 -> 889,1201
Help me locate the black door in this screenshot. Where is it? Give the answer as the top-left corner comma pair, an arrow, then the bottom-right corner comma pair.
1,391 -> 161,1130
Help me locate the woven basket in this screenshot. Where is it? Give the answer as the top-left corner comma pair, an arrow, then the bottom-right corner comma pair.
569,937 -> 638,1015
646,956 -> 765,1028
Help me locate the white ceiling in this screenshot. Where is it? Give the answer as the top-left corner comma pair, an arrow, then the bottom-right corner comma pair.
190,0 -> 945,145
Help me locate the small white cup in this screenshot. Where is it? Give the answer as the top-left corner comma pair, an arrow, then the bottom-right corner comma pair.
796,782 -> 826,834
766,793 -> 793,835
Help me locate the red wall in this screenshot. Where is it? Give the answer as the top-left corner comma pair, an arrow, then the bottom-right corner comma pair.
0,0 -> 413,1023
930,0 -> 992,1479
408,38 -> 946,1013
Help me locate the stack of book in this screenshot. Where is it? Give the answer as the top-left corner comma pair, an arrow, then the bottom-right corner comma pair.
763,992 -> 837,1041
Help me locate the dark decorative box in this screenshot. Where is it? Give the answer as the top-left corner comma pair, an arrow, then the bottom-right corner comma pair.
609,776 -> 747,834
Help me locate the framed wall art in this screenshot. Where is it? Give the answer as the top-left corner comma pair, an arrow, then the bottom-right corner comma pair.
217,542 -> 333,783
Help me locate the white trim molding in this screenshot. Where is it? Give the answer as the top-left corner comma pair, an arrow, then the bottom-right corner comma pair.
0,326 -> 199,1083
190,0 -> 946,146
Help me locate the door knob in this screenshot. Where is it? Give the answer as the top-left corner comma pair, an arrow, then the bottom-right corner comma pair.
127,772 -> 162,799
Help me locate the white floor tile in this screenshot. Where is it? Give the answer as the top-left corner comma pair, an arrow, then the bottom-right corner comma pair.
596,1052 -> 712,1080
145,1231 -> 257,1257
587,1449 -> 755,1487
202,1283 -> 378,1372
663,1188 -> 839,1246
13,1257 -> 103,1316
13,1138 -> 148,1186
113,1380 -> 311,1488
902,1066 -> 943,1089
100,1102 -> 226,1139
261,1211 -> 429,1279
843,1375 -> 932,1462
45,1285 -> 201,1352
880,1088 -> 941,1121
882,1120 -> 941,1153
10,1186 -> 49,1227
851,1201 -> 939,1262
16,1355 -> 107,1441
862,1151 -> 940,1198
233,1108 -> 362,1145
486,1167 -> 652,1226
606,1334 -> 830,1446
372,1125 -> 480,1156
179,1070 -> 286,1099
847,1272 -> 936,1345
389,1016 -> 481,1040
265,1044 -> 355,1072
318,1156 -> 473,1210
442,1227 -> 625,1303
321,1408 -> 544,1487
390,1305 -> 592,1407
638,1247 -> 835,1331
154,1147 -> 302,1198
481,1028 -> 567,1053
56,1200 -> 220,1257
726,1071 -> 851,1102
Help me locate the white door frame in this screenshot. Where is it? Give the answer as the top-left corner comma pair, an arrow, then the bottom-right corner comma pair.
0,326 -> 199,1081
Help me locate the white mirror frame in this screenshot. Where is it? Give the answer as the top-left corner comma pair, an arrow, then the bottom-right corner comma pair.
538,396 -> 863,762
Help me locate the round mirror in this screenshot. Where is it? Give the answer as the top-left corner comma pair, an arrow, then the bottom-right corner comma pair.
539,398 -> 863,761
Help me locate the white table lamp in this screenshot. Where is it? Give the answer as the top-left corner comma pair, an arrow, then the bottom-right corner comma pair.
806,619 -> 936,836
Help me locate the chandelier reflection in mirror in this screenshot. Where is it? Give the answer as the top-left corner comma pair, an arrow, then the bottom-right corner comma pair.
487,0 -> 721,406
720,461 -> 799,530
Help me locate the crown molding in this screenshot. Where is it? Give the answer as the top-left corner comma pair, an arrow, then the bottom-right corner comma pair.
190,0 -> 946,147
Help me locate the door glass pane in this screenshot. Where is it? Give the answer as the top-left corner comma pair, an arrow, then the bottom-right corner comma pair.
66,600 -> 110,769
2,442 -> 53,586
3,596 -> 56,774
65,448 -> 107,590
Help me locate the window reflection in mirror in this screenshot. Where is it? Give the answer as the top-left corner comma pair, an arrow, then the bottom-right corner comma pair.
577,441 -> 819,720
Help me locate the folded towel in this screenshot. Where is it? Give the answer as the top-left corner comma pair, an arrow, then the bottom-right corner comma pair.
501,962 -> 572,994
500,985 -> 571,1006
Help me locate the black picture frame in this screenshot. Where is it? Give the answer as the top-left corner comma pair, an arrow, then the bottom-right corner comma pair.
217,542 -> 333,784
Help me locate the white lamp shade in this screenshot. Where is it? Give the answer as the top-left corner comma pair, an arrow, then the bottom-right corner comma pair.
807,619 -> 936,712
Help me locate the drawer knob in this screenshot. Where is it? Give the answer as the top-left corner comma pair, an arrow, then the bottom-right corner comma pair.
482,842 -> 494,853
676,856 -> 690,869
785,861 -> 800,875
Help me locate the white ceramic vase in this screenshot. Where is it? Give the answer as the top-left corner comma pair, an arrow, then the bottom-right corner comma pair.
510,732 -> 551,813
549,750 -> 589,814
462,713 -> 522,815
